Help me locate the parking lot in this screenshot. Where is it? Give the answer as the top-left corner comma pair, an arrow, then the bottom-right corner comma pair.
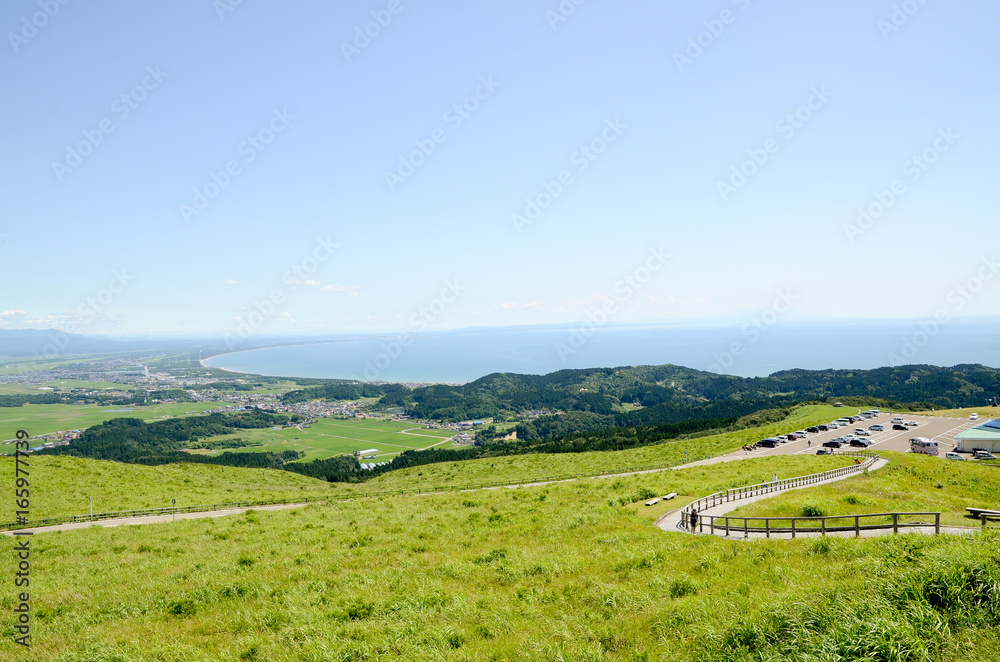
742,411 -> 979,459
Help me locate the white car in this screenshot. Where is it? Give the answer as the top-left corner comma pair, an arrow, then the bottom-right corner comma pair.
945,452 -> 965,461
971,413 -> 979,421
891,417 -> 904,424
854,429 -> 870,436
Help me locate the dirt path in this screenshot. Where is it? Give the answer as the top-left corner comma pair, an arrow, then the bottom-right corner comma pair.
1,502 -> 311,536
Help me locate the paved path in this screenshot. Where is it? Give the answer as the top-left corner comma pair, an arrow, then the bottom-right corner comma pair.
1,502 -> 310,536
656,458 -> 979,539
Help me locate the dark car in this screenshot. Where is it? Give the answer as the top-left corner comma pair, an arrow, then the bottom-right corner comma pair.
806,426 -> 820,433
822,440 -> 842,449
815,448 -> 833,455
756,438 -> 780,448
817,425 -> 830,432
849,438 -> 872,447
892,424 -> 907,431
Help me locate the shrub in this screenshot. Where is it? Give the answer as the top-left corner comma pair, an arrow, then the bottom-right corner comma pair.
801,504 -> 825,517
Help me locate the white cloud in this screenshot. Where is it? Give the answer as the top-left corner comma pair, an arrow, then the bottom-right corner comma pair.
223,279 -> 242,285
321,284 -> 359,296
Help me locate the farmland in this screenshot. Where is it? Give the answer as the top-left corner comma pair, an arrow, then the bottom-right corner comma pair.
0,402 -> 232,441
190,418 -> 457,462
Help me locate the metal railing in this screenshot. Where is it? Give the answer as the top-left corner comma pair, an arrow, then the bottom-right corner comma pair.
675,451 -> 879,530
703,511 -> 941,538
982,514 -> 1000,530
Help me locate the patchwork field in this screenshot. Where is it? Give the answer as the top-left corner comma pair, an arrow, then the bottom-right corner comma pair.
191,418 -> 457,462
0,402 -> 231,441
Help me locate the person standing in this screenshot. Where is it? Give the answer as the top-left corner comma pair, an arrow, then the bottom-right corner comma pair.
689,509 -> 699,534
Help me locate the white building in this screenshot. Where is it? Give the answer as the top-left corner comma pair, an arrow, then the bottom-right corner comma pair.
955,419 -> 1000,453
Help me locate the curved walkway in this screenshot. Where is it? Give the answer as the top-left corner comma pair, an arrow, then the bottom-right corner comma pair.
656,458 -> 978,539
1,502 -> 310,536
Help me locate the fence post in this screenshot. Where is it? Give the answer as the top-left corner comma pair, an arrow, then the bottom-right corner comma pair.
744,518 -> 748,539
821,518 -> 826,536
893,513 -> 898,534
791,519 -> 796,539
766,519 -> 770,539
935,513 -> 940,535
855,515 -> 860,538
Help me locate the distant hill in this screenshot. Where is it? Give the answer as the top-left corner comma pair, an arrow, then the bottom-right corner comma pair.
371,363 -> 1000,431
0,329 -> 156,358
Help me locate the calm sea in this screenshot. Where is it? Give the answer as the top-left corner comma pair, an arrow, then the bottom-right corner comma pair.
201,320 -> 1000,384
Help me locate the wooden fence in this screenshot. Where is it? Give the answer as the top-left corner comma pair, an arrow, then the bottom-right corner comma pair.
704,511 -> 941,538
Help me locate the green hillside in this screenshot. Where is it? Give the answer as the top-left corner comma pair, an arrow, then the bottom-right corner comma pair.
1,453 -> 998,661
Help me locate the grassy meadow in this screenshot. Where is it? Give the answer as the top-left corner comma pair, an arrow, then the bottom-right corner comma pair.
728,451 -> 1000,527
1,455 -> 998,661
0,455 -> 333,522
353,404 -> 850,493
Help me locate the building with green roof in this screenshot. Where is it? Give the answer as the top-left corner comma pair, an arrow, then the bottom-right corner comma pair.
955,419 -> 1000,453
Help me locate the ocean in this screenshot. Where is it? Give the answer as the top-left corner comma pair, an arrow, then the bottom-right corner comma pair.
201,320 -> 1000,384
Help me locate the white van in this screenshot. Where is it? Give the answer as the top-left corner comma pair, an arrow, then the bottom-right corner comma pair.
869,424 -> 884,432
945,452 -> 965,461
891,417 -> 904,424
910,437 -> 938,456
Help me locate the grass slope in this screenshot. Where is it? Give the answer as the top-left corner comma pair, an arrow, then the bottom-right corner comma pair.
0,455 -> 332,522
0,458 -> 997,661
729,451 -> 1000,527
353,404 -> 849,493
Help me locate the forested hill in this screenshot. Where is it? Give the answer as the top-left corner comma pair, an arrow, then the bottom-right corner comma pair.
369,363 -> 1000,423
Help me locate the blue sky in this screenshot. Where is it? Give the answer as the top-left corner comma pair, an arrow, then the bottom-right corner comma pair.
2,0 -> 998,339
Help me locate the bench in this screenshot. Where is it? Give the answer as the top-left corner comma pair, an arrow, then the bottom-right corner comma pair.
965,507 -> 1000,518
662,493 -> 677,500
644,498 -> 661,506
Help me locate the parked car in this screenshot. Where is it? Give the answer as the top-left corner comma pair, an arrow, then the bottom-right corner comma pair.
973,450 -> 997,460
817,425 -> 830,432
971,413 -> 979,420
944,452 -> 965,461
795,431 -> 808,437
905,421 -> 918,427
891,417 -> 904,424
850,438 -> 872,448
756,438 -> 781,448
815,448 -> 833,455
892,424 -> 907,431
854,428 -> 870,436
806,426 -> 820,433
869,424 -> 884,432
822,440 -> 842,449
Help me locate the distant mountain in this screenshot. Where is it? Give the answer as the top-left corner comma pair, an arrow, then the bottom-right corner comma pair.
0,329 -> 157,358
373,363 -> 1000,425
